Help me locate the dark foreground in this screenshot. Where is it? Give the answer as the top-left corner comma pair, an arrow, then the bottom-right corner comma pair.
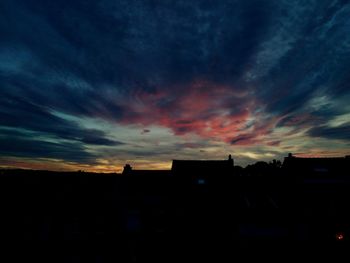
0,168 -> 350,261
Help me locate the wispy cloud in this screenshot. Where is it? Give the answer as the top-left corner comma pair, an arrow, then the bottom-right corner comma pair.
1,0 -> 350,170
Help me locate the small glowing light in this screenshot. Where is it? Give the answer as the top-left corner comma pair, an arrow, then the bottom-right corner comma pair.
336,233 -> 344,241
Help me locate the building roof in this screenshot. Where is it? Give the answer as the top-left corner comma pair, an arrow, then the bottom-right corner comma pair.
122,155 -> 234,177
282,154 -> 349,177
172,160 -> 230,169
171,156 -> 234,174
123,170 -> 171,176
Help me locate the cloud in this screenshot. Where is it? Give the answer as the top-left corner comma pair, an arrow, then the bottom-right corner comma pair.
0,95 -> 124,147
141,129 -> 150,134
0,0 -> 350,169
118,80 -> 255,143
230,134 -> 258,145
308,124 -> 350,141
0,133 -> 96,163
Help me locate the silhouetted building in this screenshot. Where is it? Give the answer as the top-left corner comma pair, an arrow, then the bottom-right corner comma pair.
283,154 -> 350,179
3,152 -> 350,247
122,164 -> 132,175
122,164 -> 171,176
172,154 -> 234,172
171,155 -> 234,185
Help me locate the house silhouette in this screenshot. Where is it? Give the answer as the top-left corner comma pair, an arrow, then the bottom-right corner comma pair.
171,155 -> 234,185
283,153 -> 350,179
122,155 -> 235,186
172,154 -> 234,173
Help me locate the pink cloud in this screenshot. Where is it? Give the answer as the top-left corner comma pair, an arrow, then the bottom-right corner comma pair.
117,79 -> 278,146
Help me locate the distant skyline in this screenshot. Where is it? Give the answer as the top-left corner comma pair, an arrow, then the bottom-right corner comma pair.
1,0 -> 350,172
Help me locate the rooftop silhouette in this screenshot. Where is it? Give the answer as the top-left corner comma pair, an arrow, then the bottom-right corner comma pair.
0,153 -> 349,260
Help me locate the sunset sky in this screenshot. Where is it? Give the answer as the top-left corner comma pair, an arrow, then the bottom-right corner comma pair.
1,0 -> 350,172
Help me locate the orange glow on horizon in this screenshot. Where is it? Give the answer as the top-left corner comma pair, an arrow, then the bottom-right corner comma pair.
0,157 -> 172,173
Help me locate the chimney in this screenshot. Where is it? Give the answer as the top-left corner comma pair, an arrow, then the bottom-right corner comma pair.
122,164 -> 132,175
228,154 -> 234,167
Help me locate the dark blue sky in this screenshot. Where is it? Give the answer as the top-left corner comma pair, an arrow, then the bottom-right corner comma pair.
0,0 -> 349,171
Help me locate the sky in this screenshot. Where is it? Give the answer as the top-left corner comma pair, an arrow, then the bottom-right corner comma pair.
0,0 -> 350,172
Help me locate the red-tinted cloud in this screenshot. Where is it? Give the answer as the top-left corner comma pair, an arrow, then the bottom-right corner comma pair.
117,80 -> 273,145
